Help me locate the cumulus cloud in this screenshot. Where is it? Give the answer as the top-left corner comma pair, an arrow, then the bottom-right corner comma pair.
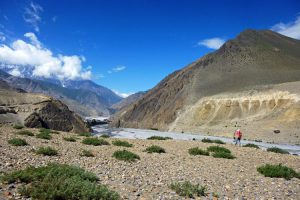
108,65 -> 126,74
24,32 -> 41,48
23,2 -> 43,32
198,37 -> 225,50
113,90 -> 133,98
271,16 -> 300,39
0,32 -> 92,80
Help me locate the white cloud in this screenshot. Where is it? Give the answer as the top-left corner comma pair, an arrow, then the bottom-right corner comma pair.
198,37 -> 225,50
0,32 -> 92,80
108,66 -> 126,74
23,2 -> 43,32
271,16 -> 300,39
113,90 -> 133,98
24,32 -> 41,48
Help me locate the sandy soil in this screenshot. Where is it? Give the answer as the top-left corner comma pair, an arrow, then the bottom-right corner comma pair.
0,125 -> 299,199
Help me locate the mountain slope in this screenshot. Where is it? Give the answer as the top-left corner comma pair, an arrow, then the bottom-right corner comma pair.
0,70 -> 122,116
111,30 -> 300,143
111,91 -> 146,111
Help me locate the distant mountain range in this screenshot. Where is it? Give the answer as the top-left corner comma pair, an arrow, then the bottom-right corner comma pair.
111,91 -> 146,111
0,69 -> 123,117
111,29 -> 300,144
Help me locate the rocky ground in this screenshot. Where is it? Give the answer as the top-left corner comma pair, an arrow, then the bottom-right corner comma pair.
0,125 -> 299,199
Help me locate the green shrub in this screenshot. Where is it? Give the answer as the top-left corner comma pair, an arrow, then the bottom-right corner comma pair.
145,145 -> 166,153
201,138 -> 225,144
8,138 -> 28,146
63,137 -> 77,142
113,150 -> 140,162
16,130 -> 34,136
82,137 -> 109,146
147,136 -> 172,140
170,181 -> 207,198
267,147 -> 289,154
207,146 -> 231,154
100,134 -> 110,138
257,164 -> 300,180
1,163 -> 119,199
80,150 -> 94,157
36,132 -> 52,140
188,147 -> 209,156
78,132 -> 92,137
39,128 -> 51,134
212,151 -> 235,159
36,147 -> 58,156
13,124 -> 24,129
112,140 -> 133,147
243,143 -> 260,149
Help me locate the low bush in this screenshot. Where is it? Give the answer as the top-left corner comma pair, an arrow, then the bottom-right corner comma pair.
100,134 -> 110,138
207,146 -> 231,154
8,138 -> 28,146
145,145 -> 166,154
147,136 -> 172,140
243,143 -> 260,149
39,128 -> 51,134
36,147 -> 58,156
80,149 -> 94,157
82,137 -> 109,146
63,137 -> 77,142
201,138 -> 225,144
267,147 -> 289,154
188,147 -> 209,156
78,132 -> 92,137
112,140 -> 133,147
36,132 -> 52,140
113,150 -> 140,162
13,124 -> 24,129
212,151 -> 235,159
16,130 -> 34,136
1,163 -> 119,199
257,164 -> 300,180
170,181 -> 207,198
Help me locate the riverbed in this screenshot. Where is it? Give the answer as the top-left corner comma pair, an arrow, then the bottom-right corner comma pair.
92,125 -> 300,155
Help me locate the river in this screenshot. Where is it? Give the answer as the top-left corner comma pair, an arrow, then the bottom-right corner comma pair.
92,124 -> 300,155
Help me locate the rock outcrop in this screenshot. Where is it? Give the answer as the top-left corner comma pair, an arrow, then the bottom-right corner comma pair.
0,81 -> 89,133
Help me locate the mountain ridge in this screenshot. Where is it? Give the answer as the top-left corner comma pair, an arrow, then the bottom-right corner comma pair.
111,29 -> 300,143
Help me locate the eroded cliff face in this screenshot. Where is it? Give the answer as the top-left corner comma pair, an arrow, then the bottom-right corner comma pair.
0,86 -> 89,133
169,90 -> 299,129
167,82 -> 300,144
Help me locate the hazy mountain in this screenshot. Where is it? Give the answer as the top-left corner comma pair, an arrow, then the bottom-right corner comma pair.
0,70 -> 122,117
111,91 -> 146,111
111,30 -> 300,144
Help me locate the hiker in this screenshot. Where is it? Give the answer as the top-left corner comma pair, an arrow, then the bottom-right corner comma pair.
234,129 -> 242,146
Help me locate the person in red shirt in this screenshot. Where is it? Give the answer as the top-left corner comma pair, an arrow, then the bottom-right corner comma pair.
234,129 -> 242,146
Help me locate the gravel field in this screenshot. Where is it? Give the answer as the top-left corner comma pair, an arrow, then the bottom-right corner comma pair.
0,125 -> 299,199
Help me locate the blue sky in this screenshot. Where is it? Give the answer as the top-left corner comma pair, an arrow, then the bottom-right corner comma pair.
0,0 -> 299,97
